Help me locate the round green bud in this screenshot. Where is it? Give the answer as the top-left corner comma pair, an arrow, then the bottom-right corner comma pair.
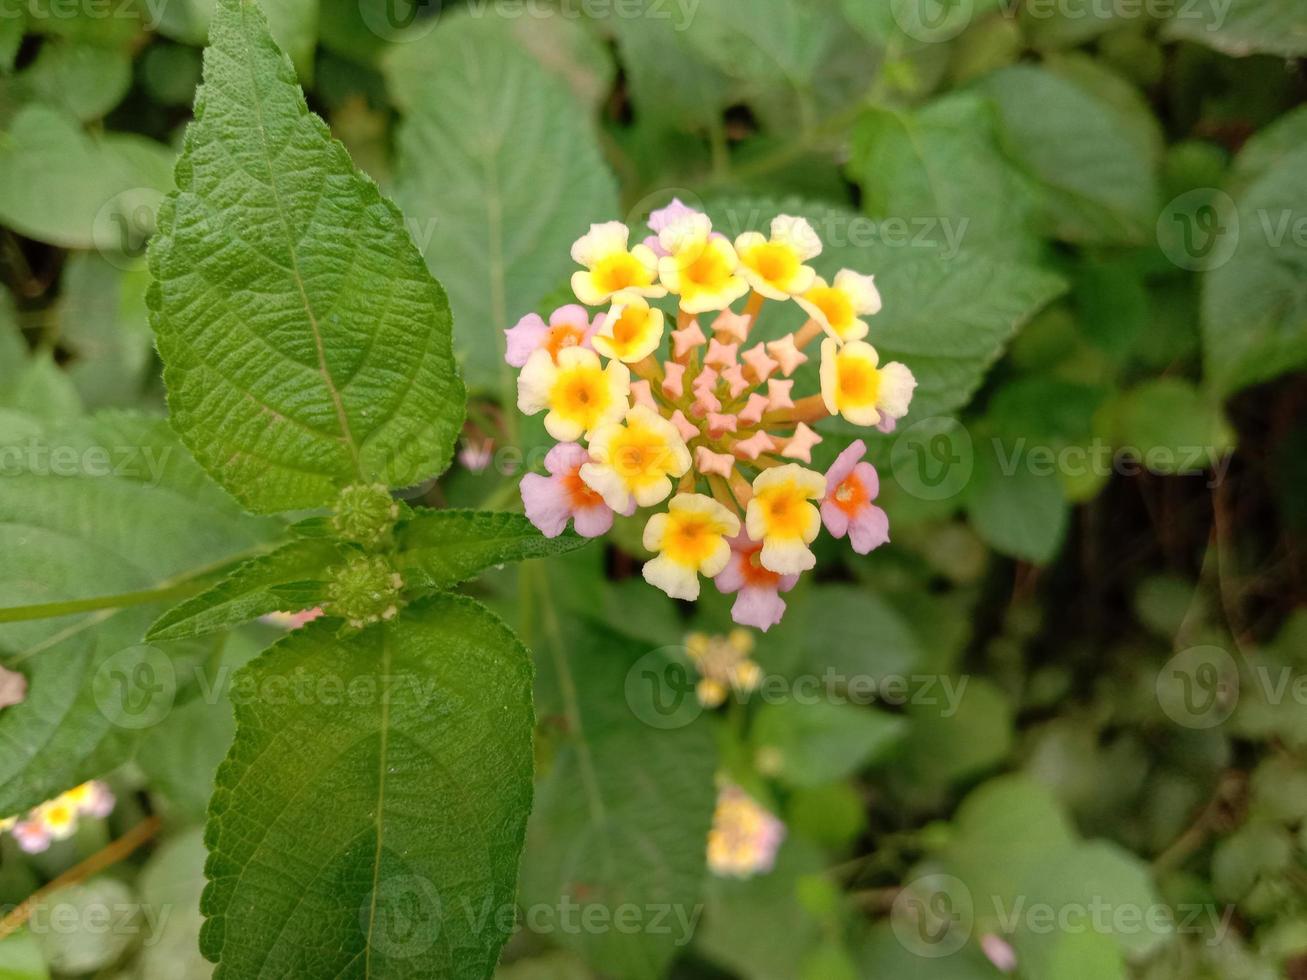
333,483 -> 400,548
326,555 -> 405,630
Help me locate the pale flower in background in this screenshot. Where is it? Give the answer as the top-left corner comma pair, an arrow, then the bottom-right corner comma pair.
686,629 -> 762,706
707,783 -> 786,878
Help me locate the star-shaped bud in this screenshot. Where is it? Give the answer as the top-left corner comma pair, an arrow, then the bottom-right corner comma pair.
691,389 -> 722,418
693,367 -> 720,394
695,446 -> 736,478
739,393 -> 770,425
672,319 -> 707,359
741,343 -> 778,383
766,334 -> 808,376
721,364 -> 749,398
707,412 -> 738,437
712,309 -> 752,344
630,379 -> 657,411
705,338 -> 739,369
662,361 -> 686,399
669,409 -> 700,442
766,379 -> 795,412
780,422 -> 822,462
734,431 -> 777,460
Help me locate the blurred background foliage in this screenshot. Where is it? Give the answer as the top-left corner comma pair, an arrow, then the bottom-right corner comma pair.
0,0 -> 1305,977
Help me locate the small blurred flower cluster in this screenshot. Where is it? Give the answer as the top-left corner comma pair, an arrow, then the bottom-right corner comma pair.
686,629 -> 761,707
0,781 -> 115,854
511,201 -> 914,631
706,782 -> 786,878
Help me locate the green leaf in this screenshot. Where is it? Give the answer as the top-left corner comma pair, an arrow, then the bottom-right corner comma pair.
976,63 -> 1159,245
386,12 -> 618,392
1202,138 -> 1307,395
0,414 -> 279,815
32,880 -> 137,974
202,595 -> 534,978
14,38 -> 133,120
1163,0 -> 1307,58
0,930 -> 48,980
148,538 -> 341,641
964,436 -> 1069,564
1104,378 -> 1236,474
0,353 -> 82,422
396,509 -> 589,593
56,253 -> 156,410
135,828 -> 214,979
750,700 -> 904,787
149,0 -> 464,513
0,104 -> 174,249
898,676 -> 1014,788
848,93 -> 1043,261
520,624 -> 716,979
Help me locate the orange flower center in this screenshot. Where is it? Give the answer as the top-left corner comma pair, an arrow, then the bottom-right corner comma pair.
562,467 -> 604,509
833,474 -> 868,516
545,322 -> 586,359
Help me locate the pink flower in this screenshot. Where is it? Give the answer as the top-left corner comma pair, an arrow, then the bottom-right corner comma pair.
713,532 -> 799,632
458,438 -> 494,473
505,304 -> 599,368
643,198 -> 703,256
980,934 -> 1017,974
78,782 -> 116,819
821,440 -> 888,554
12,819 -> 50,853
260,608 -> 324,630
0,665 -> 26,710
521,442 -> 631,539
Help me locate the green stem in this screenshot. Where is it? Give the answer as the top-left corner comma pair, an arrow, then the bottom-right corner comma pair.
0,582 -> 205,625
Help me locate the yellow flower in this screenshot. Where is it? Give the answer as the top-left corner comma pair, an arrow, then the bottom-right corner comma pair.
733,215 -> 821,300
36,798 -> 78,840
819,338 -> 916,428
642,494 -> 740,600
746,464 -> 826,575
518,346 -> 630,442
686,630 -> 762,707
592,296 -> 666,363
581,404 -> 692,512
796,269 -> 882,343
657,213 -> 750,314
570,221 -> 665,306
707,783 -> 786,878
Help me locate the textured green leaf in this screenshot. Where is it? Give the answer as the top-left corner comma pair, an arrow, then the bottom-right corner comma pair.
148,538 -> 342,641
849,93 -> 1043,261
0,414 -> 278,815
386,12 -> 618,392
520,624 -> 716,979
395,510 -> 589,593
977,64 -> 1160,245
1202,138 -> 1307,395
0,104 -> 174,249
202,595 -> 534,979
149,0 -> 464,513
1163,0 -> 1307,58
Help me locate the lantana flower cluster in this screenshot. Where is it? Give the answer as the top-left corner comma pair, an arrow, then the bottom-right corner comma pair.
0,781 -> 115,854
511,202 -> 915,630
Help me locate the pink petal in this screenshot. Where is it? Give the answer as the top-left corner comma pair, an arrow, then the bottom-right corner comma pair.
847,504 -> 889,554
544,442 -> 591,477
853,460 -> 881,500
824,439 -> 866,491
520,473 -> 573,538
505,313 -> 549,368
648,198 -> 700,233
572,503 -> 615,538
821,499 -> 851,539
732,585 -> 788,631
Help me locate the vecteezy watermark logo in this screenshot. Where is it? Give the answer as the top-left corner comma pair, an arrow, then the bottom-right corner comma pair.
92,644 -> 176,730
624,646 -> 703,730
1156,645 -> 1240,730
92,187 -> 165,270
362,873 -> 443,959
891,417 -> 975,501
891,873 -> 974,958
358,0 -> 442,41
891,0 -> 976,43
1157,188 -> 1240,272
